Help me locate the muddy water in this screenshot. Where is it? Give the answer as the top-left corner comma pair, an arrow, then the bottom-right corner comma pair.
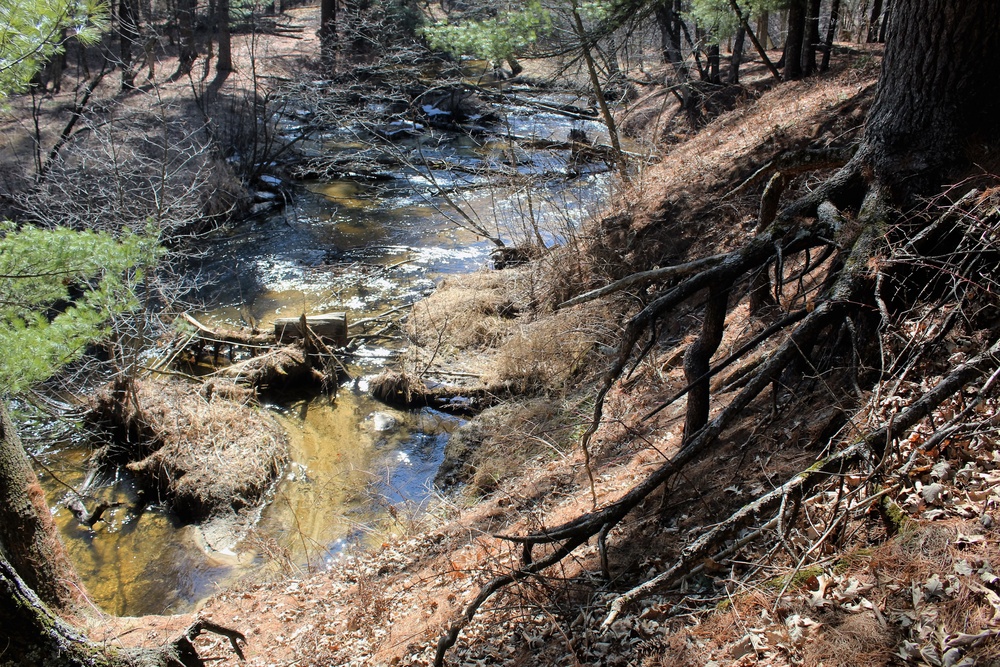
38,108 -> 615,616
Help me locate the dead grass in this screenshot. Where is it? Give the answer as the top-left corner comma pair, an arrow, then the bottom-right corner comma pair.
90,377 -> 287,520
436,396 -> 585,496
408,271 -> 526,353
73,33 -> 1000,667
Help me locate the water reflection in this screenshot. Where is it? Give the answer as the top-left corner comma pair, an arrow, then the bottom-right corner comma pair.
39,101 -> 614,616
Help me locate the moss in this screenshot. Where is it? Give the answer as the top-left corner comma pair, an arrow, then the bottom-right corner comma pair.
763,565 -> 825,592
878,496 -> 913,536
834,547 -> 874,573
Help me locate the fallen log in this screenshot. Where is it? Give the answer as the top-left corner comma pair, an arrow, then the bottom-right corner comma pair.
369,370 -> 506,414
181,313 -> 272,347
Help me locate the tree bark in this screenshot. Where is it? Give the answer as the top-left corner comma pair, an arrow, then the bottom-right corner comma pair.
706,43 -> 721,84
0,403 -> 82,613
802,0 -> 821,75
783,0 -> 806,80
119,0 -> 140,90
877,0 -> 891,42
867,0 -> 883,42
728,24 -> 745,84
683,286 -> 730,439
820,0 -> 841,72
0,553 -> 131,666
216,0 -> 232,72
320,0 -> 337,65
176,0 -> 198,75
756,10 -> 771,49
857,0 -> 1000,197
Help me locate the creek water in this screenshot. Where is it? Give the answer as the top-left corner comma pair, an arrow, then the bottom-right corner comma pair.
35,100 -> 617,617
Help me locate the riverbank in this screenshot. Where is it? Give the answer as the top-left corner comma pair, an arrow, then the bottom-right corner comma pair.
79,47 -> 903,666
10,6 -> 1000,666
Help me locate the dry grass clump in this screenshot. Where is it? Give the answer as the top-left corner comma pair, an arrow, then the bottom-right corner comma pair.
369,369 -> 422,406
408,271 -> 527,352
485,307 -> 603,393
436,397 -> 583,495
802,612 -> 897,667
90,377 -> 288,520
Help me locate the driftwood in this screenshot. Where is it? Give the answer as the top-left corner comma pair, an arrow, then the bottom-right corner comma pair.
174,312 -> 349,379
369,371 -> 507,414
66,498 -> 123,528
274,311 -> 347,347
181,313 -> 273,347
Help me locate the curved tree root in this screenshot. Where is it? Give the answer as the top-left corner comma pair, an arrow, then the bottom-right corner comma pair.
430,157 -> 878,663
602,335 -> 1000,625
169,619 -> 247,666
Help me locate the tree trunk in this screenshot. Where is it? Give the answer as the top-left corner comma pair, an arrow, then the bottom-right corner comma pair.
216,0 -> 232,72
0,554 -> 120,666
2,550 -> 206,666
728,24 -> 746,84
0,403 -> 82,613
570,0 -> 630,181
820,0 -> 841,72
320,0 -> 337,64
655,0 -> 685,74
707,43 -> 721,84
877,0 -> 890,42
867,0 -> 883,42
176,0 -> 197,75
802,0 -> 821,75
119,0 -> 140,89
655,0 -> 704,127
857,0 -> 1000,197
756,11 -> 771,49
783,0 -> 806,80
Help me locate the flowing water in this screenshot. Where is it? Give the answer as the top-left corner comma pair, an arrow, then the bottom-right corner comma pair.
35,100 -> 618,616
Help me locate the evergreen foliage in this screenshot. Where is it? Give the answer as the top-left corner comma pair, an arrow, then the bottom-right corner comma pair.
0,223 -> 158,395
688,0 -> 784,41
422,1 -> 553,65
0,0 -> 107,99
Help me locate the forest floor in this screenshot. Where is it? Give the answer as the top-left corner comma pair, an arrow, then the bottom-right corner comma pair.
10,8 -> 1000,667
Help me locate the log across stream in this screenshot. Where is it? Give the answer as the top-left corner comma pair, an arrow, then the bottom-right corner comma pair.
34,100 -> 617,616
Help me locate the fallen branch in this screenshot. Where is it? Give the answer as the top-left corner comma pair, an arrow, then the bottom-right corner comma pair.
556,253 -> 728,310
601,335 -> 1000,625
180,313 -> 273,347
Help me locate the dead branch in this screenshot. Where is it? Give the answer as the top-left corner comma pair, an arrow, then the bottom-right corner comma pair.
601,335 -> 1000,625
556,253 -> 728,310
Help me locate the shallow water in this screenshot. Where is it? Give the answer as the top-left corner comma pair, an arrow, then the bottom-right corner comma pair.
37,103 -> 614,616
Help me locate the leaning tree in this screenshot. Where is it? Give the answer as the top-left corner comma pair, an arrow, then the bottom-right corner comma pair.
433,0 -> 1000,662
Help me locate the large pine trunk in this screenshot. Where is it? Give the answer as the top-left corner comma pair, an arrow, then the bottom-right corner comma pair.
859,0 -> 1000,197
782,0 -> 806,80
0,554 -> 116,667
0,403 -> 81,612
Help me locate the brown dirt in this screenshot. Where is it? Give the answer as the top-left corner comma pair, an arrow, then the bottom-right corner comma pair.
15,14 -> 998,667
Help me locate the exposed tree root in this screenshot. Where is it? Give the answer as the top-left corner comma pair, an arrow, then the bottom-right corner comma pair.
602,336 -> 1000,625
430,149 -> 1000,663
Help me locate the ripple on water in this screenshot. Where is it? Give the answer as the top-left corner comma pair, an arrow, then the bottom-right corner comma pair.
41,113 -> 614,614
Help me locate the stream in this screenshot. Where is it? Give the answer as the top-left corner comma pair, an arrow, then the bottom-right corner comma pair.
35,96 -> 618,617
